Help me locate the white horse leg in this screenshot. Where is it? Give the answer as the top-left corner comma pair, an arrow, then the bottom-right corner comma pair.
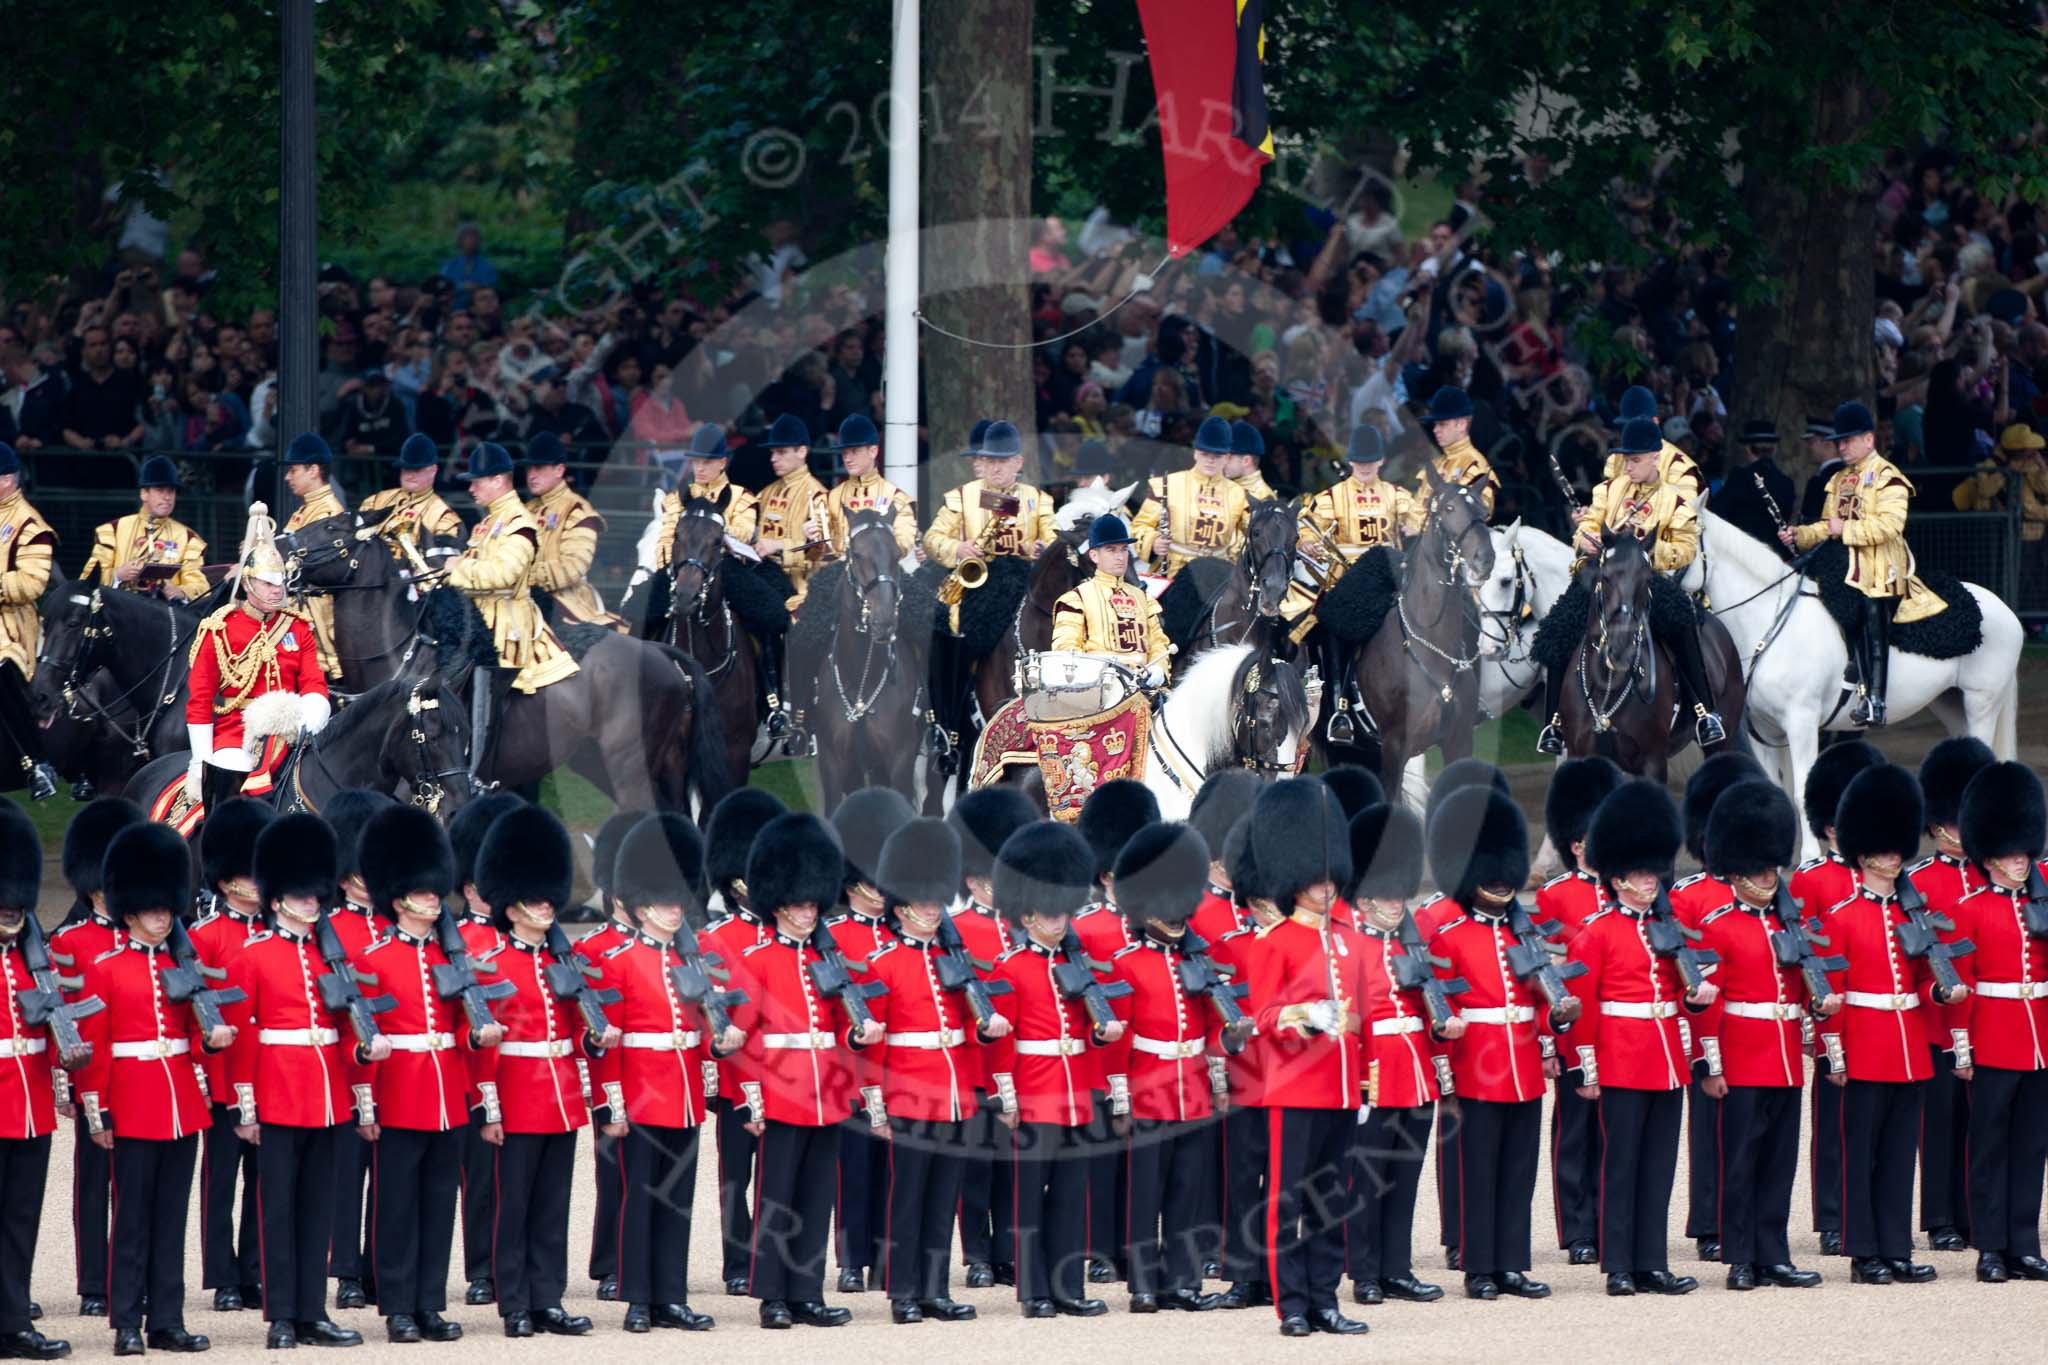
1927,692 -> 1967,738
1399,754 -> 1430,817
1995,676 -> 2019,760
1783,721 -> 1821,867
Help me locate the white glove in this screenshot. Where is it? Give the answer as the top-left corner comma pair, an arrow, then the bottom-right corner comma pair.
1142,664 -> 1166,689
1303,999 -> 1343,1035
299,693 -> 332,738
185,723 -> 213,804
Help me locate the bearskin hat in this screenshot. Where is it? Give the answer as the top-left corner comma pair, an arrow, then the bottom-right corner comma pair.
476,805 -> 576,924
613,812 -> 709,920
0,798 -> 39,912
1252,779 -> 1352,908
1703,780 -> 1798,881
254,812 -> 338,911
877,817 -> 962,908
1113,822 -> 1210,927
1802,740 -> 1882,840
1427,786 -> 1529,907
1834,764 -> 1923,867
1918,736 -> 1996,831
1586,779 -> 1682,886
831,787 -> 915,892
1682,753 -> 1766,861
948,787 -> 1039,883
1544,757 -> 1623,867
63,797 -> 144,904
992,822 -> 1095,927
199,798 -> 274,893
359,805 -> 456,917
1188,769 -> 1262,858
1223,815 -> 1263,904
1349,803 -> 1425,903
591,808 -> 649,902
448,791 -> 525,892
706,788 -> 786,895
1322,766 -> 1385,821
1426,758 -> 1509,829
1959,761 -> 2046,868
103,822 -> 194,922
1079,780 -> 1160,882
324,788 -> 397,883
746,813 -> 844,916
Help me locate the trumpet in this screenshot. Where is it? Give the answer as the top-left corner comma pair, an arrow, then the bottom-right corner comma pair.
801,490 -> 832,562
938,490 -> 1019,605
1295,517 -> 1352,592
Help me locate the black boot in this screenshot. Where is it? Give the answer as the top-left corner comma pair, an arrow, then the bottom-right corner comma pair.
1856,597 -> 1895,727
0,666 -> 55,802
760,631 -> 791,740
1670,626 -> 1725,746
1322,633 -> 1356,745
1537,666 -> 1567,755
466,666 -> 515,788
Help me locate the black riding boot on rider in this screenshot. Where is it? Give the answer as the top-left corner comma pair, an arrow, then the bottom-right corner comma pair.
1537,630 -> 1724,753
468,666 -> 518,789
759,629 -> 792,743
926,629 -> 967,777
1855,596 -> 1895,727
0,664 -> 57,800
1320,629 -> 1366,745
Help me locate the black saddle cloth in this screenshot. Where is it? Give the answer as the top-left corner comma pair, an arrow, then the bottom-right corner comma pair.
1320,546 -> 1401,649
1802,541 -> 1980,660
1533,570 -> 1703,673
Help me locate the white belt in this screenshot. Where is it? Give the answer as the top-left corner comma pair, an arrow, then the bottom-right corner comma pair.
1974,981 -> 2043,1001
889,1029 -> 966,1050
0,1037 -> 46,1057
1371,1017 -> 1426,1037
258,1028 -> 339,1047
1723,1001 -> 1802,1021
1014,1036 -> 1085,1056
1462,1006 -> 1535,1025
111,1037 -> 190,1059
385,1032 -> 459,1053
621,1030 -> 703,1051
1131,1034 -> 1204,1059
499,1039 -> 574,1058
761,1031 -> 835,1051
1845,991 -> 1920,1012
1601,1001 -> 1678,1020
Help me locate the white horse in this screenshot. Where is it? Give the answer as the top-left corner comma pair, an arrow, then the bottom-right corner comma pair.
1689,509 -> 2020,859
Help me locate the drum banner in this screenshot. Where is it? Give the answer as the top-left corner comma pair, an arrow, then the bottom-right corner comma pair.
968,698 -> 1039,791
1030,691 -> 1152,822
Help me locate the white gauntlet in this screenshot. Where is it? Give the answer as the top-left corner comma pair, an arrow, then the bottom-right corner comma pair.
602,1081 -> 625,1119
1575,1046 -> 1599,1087
1950,1029 -> 1973,1069
81,1092 -> 105,1136
1432,1054 -> 1456,1097
1303,999 -> 1342,1035
476,1081 -> 503,1124
993,1072 -> 1018,1116
1206,1054 -> 1229,1097
1821,1032 -> 1845,1076
1700,1037 -> 1724,1078
1108,1073 -> 1130,1117
352,1084 -> 375,1125
862,1084 -> 887,1130
234,1082 -> 257,1126
184,723 -> 213,804
701,1059 -> 720,1100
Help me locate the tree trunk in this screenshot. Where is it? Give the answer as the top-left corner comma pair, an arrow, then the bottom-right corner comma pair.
1729,69 -> 1877,499
920,0 -> 1036,511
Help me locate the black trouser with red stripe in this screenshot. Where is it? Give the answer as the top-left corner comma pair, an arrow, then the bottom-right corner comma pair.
835,1115 -> 889,1279
1266,1107 -> 1351,1319
1597,1086 -> 1682,1275
1011,1121 -> 1089,1304
1348,1102 -> 1432,1285
714,1098 -> 758,1283
330,1128 -> 373,1294
885,1118 -> 965,1303
0,1135 -> 48,1336
73,1111 -> 109,1298
110,1133 -> 198,1332
1810,1074 -> 1843,1236
1841,1078 -> 1921,1260
1716,1085 -> 1800,1270
1454,1097 -> 1540,1277
200,1103 -> 260,1292
1435,1099 -> 1463,1254
1684,1076 -> 1719,1243
1551,1076 -> 1600,1249
1919,1044 -> 1970,1237
956,1102 -> 1000,1266
1126,1117 -> 1206,1298
1220,1104 -> 1268,1289
370,1126 -> 461,1318
256,1121 -> 339,1325
1965,1065 -> 2048,1258
492,1131 -> 575,1319
459,1108 -> 496,1288
588,1127 -> 621,1284
750,1120 -> 835,1304
617,1122 -> 700,1307
1083,1093 -> 1125,1273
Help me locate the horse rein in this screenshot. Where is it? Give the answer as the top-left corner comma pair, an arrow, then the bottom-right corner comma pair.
48,590 -> 191,758
831,524 -> 902,722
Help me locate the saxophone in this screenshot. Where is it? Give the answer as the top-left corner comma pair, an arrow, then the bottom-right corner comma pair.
938,490 -> 1016,605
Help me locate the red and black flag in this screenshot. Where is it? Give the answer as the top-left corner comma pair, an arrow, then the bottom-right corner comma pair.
1137,0 -> 1274,257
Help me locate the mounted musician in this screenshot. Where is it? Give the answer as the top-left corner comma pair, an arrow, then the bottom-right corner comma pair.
0,443 -> 60,800
80,455 -> 209,603
280,433 -> 347,679
1406,387 -> 1499,532
750,415 -> 830,614
1536,417 -> 1726,755
1602,386 -> 1702,502
815,414 -> 916,559
357,434 -> 466,550
1225,420 -> 1277,501
1049,514 -> 1169,687
1301,425 -> 1416,743
1133,416 -> 1249,578
523,431 -> 626,630
654,423 -> 754,565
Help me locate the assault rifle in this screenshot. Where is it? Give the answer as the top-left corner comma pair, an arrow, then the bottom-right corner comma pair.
1768,885 -> 1846,1013
667,919 -> 747,1039
1647,889 -> 1721,995
163,917 -> 247,1037
1177,928 -> 1251,1042
1893,878 -> 1973,1000
2021,866 -> 2048,941
431,906 -> 514,1036
808,928 -> 888,1033
543,923 -> 623,1042
15,917 -> 103,1066
1395,913 -> 1469,1034
1055,929 -> 1133,1034
1503,900 -> 1588,1014
932,915 -> 1011,1034
314,915 -> 397,1053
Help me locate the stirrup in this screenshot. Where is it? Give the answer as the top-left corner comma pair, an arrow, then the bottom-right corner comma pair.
1325,700 -> 1356,746
25,761 -> 56,803
1537,719 -> 1566,756
1852,694 -> 1886,728
1694,707 -> 1726,746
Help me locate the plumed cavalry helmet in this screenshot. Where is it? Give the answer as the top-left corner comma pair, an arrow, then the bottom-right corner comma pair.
236,501 -> 289,590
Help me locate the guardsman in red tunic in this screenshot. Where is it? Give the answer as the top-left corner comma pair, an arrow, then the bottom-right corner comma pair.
943,787 -> 1038,1290
825,788 -> 909,1295
588,813 -> 730,1333
577,807 -> 645,1306
53,798 -> 144,1321
1908,737 -> 1995,1254
1101,823 -> 1233,1316
1695,781 -> 1835,1290
867,819 -> 1001,1323
1345,804 -> 1464,1307
1536,756 -> 1621,1266
468,805 -> 612,1339
1427,786 -> 1579,1301
1571,781 -> 1718,1297
1793,739 -> 1883,1256
0,798 -> 81,1362
726,813 -> 878,1330
699,788 -> 786,1298
986,822 -> 1119,1319
76,822 -> 221,1357
352,806 -> 499,1344
1245,780 -> 1369,1338
1952,762 -> 2048,1283
1210,818 -> 1282,1311
225,813 -> 386,1350
1821,765 -> 1965,1285
191,799 -> 272,1313
443,791 -> 522,1307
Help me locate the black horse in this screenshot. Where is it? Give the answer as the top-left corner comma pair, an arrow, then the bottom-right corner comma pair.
1160,498 -> 1300,674
30,577 -> 204,763
649,501 -> 760,783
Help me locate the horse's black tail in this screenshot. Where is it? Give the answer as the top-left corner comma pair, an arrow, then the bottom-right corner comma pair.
656,642 -> 733,813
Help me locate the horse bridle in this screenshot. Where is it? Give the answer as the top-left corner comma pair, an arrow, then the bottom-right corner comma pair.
1229,663 -> 1297,775
664,513 -> 739,678
277,523 -> 434,675
1581,554 -> 1653,728
1396,486 -> 1490,699
46,589 -> 190,758
831,524 -> 901,722
1476,538 -> 1540,684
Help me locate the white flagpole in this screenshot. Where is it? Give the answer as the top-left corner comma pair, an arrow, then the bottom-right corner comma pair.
882,0 -> 920,504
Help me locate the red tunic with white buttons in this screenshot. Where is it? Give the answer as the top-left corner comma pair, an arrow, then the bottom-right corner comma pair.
828,911 -> 893,1091
468,936 -> 593,1134
1208,922 -> 1269,1108
183,605 -> 328,755
1566,906 -> 1698,1091
1413,894 -> 1461,941
700,910 -> 769,1103
1695,899 -> 1812,1088
1188,887 -> 1241,950
726,932 -> 860,1127
1072,902 -> 1133,965
1949,872 -> 2048,1073
345,930 -> 477,1132
1535,871 -> 1601,942
1669,872 -> 1731,931
223,926 -> 357,1127
75,941 -> 211,1141
1248,911 -> 1367,1111
1358,926 -> 1443,1109
326,906 -> 380,962
948,904 -> 1012,1093
866,936 -> 984,1123
987,940 -> 1103,1127
586,932 -> 712,1129
0,939 -> 62,1139
1789,854 -> 1856,922
1818,889 -> 1940,1083
1909,853 -> 1981,1041
187,906 -> 264,1101
49,914 -> 123,1000
1102,938 -> 1216,1123
1432,907 -> 1564,1104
